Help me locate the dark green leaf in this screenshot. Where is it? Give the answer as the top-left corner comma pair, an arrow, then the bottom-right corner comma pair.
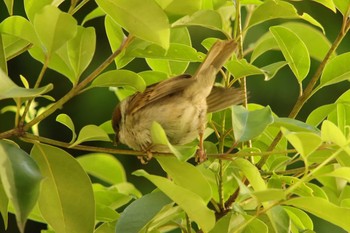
115,191 -> 172,233
0,140 -> 42,231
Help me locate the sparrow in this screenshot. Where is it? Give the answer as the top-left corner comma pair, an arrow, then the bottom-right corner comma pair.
112,39 -> 243,162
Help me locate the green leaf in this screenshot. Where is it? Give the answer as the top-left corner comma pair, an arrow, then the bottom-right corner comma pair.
320,52 -> 350,88
67,26 -> 96,83
82,7 -> 106,25
252,188 -> 286,203
285,197 -> 350,232
146,27 -> 191,75
231,105 -> 274,142
155,0 -> 201,18
94,221 -> 117,233
96,0 -> 170,49
318,167 -> 350,183
267,205 -> 291,233
281,128 -> 322,158
31,144 -> 95,233
0,69 -> 53,100
312,0 -> 336,12
90,70 -> 146,92
321,120 -> 347,147
226,57 -> 264,79
172,10 -> 223,32
56,114 -> 76,143
244,215 -> 268,233
0,178 -> 9,229
273,117 -> 319,133
248,0 -> 299,28
333,0 -> 350,16
0,16 -> 39,45
3,0 -> 14,14
134,170 -> 215,232
116,191 -> 172,233
24,0 -> 52,22
250,33 -> 278,62
0,140 -> 42,232
261,61 -> 288,80
104,16 -> 125,67
150,122 -> 185,160
270,26 -> 310,83
156,157 -> 212,202
233,158 -> 266,191
0,35 -> 6,74
284,206 -> 314,230
71,125 -> 111,147
33,5 -> 77,56
77,153 -> 126,185
306,104 -> 336,126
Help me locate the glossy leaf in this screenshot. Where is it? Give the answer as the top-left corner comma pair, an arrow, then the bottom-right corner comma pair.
67,26 -> 96,83
77,153 -> 126,185
321,120 -> 347,147
306,104 -> 336,126
333,0 -> 350,16
231,105 -> 274,142
0,140 -> 42,231
0,16 -> 39,45
226,57 -> 264,79
156,157 -> 212,202
31,144 -> 95,233
134,170 -> 215,232
33,5 -> 77,56
284,206 -> 314,230
285,197 -> 350,232
270,26 -> 310,83
172,10 -> 223,32
320,52 -> 350,88
90,70 -> 146,92
281,128 -> 322,158
312,0 -> 336,12
115,191 -> 172,233
233,158 -> 266,191
248,0 -> 299,28
0,68 -> 53,100
267,205 -> 291,233
71,125 -> 111,147
155,0 -> 201,18
56,114 -> 76,143
24,0 -> 52,22
96,0 -> 170,49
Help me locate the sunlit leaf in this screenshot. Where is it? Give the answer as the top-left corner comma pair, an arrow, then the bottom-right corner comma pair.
270,26 -> 310,83
77,153 -> 126,185
226,57 -> 264,79
285,197 -> 350,232
333,0 -> 350,16
31,144 -> 95,233
172,10 -> 223,32
0,69 -> 53,100
273,117 -> 319,133
24,0 -> 52,22
306,104 -> 336,126
284,206 -> 314,230
0,16 -> 39,45
312,0 -> 336,12
33,5 -> 77,56
267,205 -> 291,233
116,191 -> 172,233
71,125 -> 111,147
90,70 -> 146,92
156,157 -> 212,202
56,114 -> 76,143
231,105 -> 274,142
134,170 -> 215,232
321,120 -> 347,147
0,140 -> 42,232
155,0 -> 201,18
281,128 -> 322,158
233,158 -> 266,191
0,178 -> 9,229
261,61 -> 288,80
97,0 -> 170,49
320,52 -> 350,88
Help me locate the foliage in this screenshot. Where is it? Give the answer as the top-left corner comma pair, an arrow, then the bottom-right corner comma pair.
1,0 -> 350,233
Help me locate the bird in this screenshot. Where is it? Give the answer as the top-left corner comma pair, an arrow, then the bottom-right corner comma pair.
112,39 -> 243,162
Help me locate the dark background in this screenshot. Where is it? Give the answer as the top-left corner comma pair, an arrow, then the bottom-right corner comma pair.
0,1 -> 349,232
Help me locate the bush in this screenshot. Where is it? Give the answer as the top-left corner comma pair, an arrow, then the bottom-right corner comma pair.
1,0 -> 350,233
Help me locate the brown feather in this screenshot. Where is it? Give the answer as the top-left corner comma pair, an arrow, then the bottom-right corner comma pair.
207,86 -> 244,113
